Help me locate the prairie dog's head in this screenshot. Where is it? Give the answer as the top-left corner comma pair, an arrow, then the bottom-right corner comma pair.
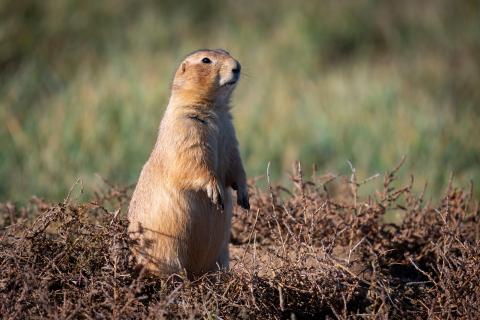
171,49 -> 241,105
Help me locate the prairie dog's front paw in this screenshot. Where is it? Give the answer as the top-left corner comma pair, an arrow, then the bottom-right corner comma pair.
237,187 -> 250,210
206,180 -> 224,210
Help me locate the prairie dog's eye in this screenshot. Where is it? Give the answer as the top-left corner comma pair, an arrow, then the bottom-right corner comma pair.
202,57 -> 212,64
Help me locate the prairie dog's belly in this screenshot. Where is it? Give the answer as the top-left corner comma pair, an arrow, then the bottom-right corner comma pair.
184,189 -> 232,271
130,180 -> 232,273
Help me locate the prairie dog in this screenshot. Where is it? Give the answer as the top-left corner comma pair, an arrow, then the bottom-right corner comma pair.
128,49 -> 249,276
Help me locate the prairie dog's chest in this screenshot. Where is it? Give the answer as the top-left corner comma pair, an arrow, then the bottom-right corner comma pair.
187,111 -> 232,148
159,109 -> 233,158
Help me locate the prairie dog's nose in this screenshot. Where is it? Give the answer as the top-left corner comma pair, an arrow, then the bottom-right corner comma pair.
232,62 -> 241,74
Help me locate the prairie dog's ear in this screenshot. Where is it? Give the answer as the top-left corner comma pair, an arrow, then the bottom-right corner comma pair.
215,49 -> 230,55
181,62 -> 187,73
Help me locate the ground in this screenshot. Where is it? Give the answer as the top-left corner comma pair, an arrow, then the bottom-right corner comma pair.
1,163 -> 479,319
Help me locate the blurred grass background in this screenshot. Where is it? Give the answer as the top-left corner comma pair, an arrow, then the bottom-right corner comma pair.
1,0 -> 479,202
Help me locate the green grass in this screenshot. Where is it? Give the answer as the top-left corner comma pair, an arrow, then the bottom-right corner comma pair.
1,0 -> 479,202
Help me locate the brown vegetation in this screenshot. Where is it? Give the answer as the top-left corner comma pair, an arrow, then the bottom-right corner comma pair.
1,162 -> 479,319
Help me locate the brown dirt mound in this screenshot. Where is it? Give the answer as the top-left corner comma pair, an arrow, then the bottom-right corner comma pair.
1,163 -> 479,319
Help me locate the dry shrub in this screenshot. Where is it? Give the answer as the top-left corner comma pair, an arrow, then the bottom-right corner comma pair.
1,161 -> 479,319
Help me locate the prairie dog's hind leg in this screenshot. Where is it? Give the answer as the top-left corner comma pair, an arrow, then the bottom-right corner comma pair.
215,190 -> 232,271
216,241 -> 230,270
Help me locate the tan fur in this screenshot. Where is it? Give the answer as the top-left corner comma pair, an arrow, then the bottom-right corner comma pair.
128,49 -> 249,276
